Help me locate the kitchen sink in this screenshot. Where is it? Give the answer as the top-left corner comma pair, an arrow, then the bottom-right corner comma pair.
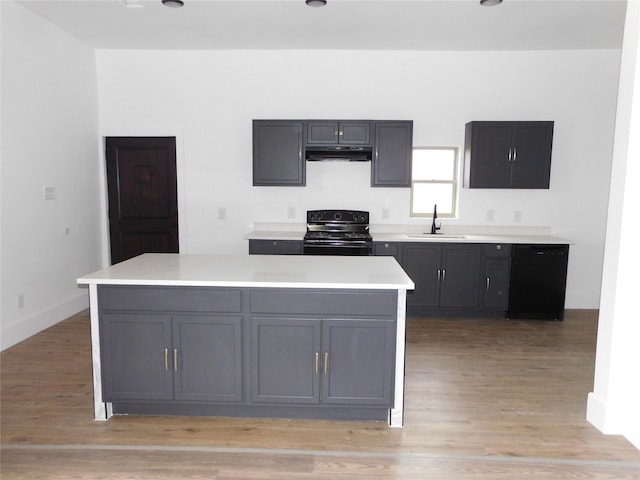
406,234 -> 467,239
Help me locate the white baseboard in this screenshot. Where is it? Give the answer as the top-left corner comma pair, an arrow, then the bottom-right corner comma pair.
1,293 -> 89,351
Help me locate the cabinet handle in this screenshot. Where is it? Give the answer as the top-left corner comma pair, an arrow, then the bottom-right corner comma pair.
442,269 -> 446,283
323,352 -> 329,375
173,349 -> 178,372
437,269 -> 441,281
164,348 -> 169,371
508,148 -> 512,162
512,147 -> 517,162
338,130 -> 343,136
315,352 -> 319,375
486,277 -> 490,292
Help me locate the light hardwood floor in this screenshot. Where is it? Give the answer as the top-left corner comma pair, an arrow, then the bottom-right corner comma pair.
1,309 -> 638,479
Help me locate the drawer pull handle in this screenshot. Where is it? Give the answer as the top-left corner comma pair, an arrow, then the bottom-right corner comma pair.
174,349 -> 178,372
315,352 -> 319,375
324,352 -> 329,375
164,348 -> 169,371
486,277 -> 490,291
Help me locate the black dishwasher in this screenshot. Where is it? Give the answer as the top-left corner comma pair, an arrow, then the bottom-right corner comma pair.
507,244 -> 569,320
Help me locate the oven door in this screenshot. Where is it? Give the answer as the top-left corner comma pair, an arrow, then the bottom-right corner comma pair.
303,243 -> 372,256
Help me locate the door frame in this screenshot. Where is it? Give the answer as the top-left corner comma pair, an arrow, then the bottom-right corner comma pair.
97,128 -> 187,268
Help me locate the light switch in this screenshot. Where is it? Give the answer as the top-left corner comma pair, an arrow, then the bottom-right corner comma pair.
43,187 -> 56,200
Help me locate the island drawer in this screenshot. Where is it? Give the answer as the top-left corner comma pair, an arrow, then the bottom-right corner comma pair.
98,286 -> 242,313
249,289 -> 397,317
485,244 -> 512,258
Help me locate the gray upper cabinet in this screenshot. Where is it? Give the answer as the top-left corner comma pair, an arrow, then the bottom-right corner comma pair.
306,121 -> 372,146
253,119 -> 413,187
253,120 -> 305,186
372,121 -> 413,187
464,121 -> 554,189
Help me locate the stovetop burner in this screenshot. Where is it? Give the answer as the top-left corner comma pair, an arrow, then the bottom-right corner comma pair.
303,209 -> 372,255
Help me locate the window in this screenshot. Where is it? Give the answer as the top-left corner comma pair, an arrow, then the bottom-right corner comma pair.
410,147 -> 459,218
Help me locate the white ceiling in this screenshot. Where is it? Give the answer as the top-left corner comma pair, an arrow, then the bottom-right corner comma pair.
16,0 -> 627,51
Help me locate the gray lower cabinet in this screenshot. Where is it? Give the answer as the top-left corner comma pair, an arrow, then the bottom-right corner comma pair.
100,313 -> 242,402
482,244 -> 512,309
251,316 -> 395,407
402,243 -> 481,310
248,239 -> 303,255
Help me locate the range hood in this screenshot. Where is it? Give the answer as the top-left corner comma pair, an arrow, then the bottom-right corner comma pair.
305,146 -> 372,162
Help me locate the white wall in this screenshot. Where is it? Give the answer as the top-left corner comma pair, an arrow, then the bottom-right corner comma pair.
0,1 -> 101,349
588,0 -> 640,450
96,48 -> 621,309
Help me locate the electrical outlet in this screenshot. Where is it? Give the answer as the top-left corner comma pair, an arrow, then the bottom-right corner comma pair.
18,293 -> 24,309
288,207 -> 296,219
514,210 -> 522,223
43,186 -> 56,200
218,207 -> 226,220
486,209 -> 495,222
382,209 -> 389,220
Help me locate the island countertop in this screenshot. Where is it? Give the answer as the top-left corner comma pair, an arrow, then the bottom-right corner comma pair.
77,253 -> 415,290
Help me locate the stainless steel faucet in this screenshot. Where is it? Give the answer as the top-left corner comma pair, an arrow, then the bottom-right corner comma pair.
431,204 -> 441,234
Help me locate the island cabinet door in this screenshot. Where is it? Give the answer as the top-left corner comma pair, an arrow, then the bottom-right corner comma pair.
251,317 -> 321,404
172,316 -> 243,402
100,313 -> 174,401
320,320 -> 395,406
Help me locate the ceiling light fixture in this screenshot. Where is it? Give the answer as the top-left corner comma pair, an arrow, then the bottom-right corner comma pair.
306,0 -> 327,7
480,0 -> 503,5
162,0 -> 184,8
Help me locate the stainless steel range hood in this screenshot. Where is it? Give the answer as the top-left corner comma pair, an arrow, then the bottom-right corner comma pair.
305,146 -> 372,162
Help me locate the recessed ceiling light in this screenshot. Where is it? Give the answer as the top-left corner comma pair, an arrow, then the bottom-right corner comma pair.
306,0 -> 327,7
480,0 -> 503,5
162,0 -> 184,8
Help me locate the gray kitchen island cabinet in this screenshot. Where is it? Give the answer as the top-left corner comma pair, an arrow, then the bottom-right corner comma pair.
98,285 -> 243,403
78,254 -> 413,426
252,317 -> 395,407
100,312 -> 243,403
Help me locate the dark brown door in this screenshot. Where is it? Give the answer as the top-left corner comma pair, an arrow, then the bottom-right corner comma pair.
106,137 -> 179,264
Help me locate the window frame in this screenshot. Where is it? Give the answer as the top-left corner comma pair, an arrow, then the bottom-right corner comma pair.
410,146 -> 459,219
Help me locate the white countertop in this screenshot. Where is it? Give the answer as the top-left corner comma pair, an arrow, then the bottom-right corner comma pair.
77,253 -> 415,290
245,230 -> 571,245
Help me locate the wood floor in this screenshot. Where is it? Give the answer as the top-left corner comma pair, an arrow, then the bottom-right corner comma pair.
1,309 -> 638,479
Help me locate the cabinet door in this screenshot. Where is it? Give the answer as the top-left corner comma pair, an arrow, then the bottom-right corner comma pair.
253,120 -> 305,186
483,258 -> 511,309
100,313 -> 173,401
510,122 -> 553,188
251,317 -> 321,404
465,121 -> 513,188
339,122 -> 371,145
248,239 -> 303,255
173,316 -> 242,402
307,121 -> 371,145
403,244 -> 440,308
321,319 -> 395,406
372,121 -> 413,187
440,245 -> 481,308
306,121 -> 339,144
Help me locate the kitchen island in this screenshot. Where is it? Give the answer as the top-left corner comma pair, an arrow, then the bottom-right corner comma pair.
78,254 -> 414,427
